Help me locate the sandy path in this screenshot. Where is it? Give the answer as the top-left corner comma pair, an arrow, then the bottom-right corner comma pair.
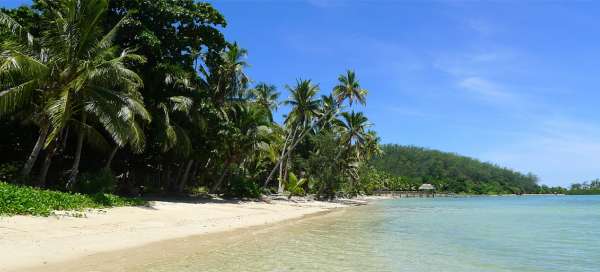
0,199 -> 349,271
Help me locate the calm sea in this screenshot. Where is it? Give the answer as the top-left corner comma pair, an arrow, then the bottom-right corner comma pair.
141,196 -> 600,272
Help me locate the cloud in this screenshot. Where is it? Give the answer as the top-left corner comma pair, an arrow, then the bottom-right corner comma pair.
480,117 -> 600,186
458,77 -> 512,99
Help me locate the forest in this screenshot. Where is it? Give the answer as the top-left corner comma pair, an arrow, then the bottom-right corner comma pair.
0,0 -> 560,210
369,145 -> 545,194
0,0 -> 381,200
567,179 -> 600,195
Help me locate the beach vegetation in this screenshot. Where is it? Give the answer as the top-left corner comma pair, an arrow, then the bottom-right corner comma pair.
0,181 -> 145,216
371,145 -> 542,194
0,0 -> 552,214
567,179 -> 600,195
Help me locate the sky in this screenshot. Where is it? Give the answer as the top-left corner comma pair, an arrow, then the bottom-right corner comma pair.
3,0 -> 600,187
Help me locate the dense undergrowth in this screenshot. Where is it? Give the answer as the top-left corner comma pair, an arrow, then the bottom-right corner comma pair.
0,182 -> 146,216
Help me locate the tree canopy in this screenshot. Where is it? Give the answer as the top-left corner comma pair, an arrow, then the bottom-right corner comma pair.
370,145 -> 540,194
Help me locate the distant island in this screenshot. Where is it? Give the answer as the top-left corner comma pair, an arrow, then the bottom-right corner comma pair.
369,144 -> 567,195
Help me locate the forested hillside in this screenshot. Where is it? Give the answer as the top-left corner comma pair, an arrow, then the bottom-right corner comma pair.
370,145 -> 540,194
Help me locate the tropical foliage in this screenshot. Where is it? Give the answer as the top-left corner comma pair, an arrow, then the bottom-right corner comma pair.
567,179 -> 600,195
0,0 -> 380,199
371,145 -> 541,194
0,181 -> 144,216
0,0 -> 549,203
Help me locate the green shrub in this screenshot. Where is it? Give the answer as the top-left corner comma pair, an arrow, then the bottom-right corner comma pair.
76,169 -> 117,194
0,182 -> 146,216
286,172 -> 306,199
227,177 -> 262,198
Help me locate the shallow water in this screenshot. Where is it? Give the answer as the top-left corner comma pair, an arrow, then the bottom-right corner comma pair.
141,196 -> 600,272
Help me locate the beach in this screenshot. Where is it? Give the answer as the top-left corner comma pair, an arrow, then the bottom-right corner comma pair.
0,198 -> 356,272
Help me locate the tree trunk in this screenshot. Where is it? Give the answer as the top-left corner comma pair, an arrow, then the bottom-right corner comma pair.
210,159 -> 230,194
277,128 -> 293,193
104,146 -> 119,170
277,162 -> 285,193
21,125 -> 48,178
264,124 -> 313,188
265,126 -> 298,189
173,163 -> 183,191
281,151 -> 292,193
178,160 -> 194,193
66,114 -> 87,190
37,147 -> 55,187
188,161 -> 199,187
264,103 -> 341,189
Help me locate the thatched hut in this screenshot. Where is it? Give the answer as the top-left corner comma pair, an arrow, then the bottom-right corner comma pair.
418,183 -> 435,197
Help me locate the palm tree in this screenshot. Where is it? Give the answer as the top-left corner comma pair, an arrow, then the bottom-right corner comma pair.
335,111 -> 371,192
263,79 -> 320,190
0,11 -> 52,179
251,83 -> 279,121
283,80 -> 320,129
362,130 -> 383,160
316,94 -> 339,132
333,70 -> 368,106
214,42 -> 249,103
210,103 -> 272,193
1,0 -> 149,187
262,71 -> 369,190
336,111 -> 371,150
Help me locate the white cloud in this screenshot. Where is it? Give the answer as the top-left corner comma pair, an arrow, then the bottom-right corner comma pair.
480,117 -> 600,186
458,77 -> 512,100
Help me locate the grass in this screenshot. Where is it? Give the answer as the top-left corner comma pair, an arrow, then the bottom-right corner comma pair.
0,182 -> 147,216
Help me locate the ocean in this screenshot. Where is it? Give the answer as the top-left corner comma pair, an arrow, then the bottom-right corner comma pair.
141,196 -> 600,272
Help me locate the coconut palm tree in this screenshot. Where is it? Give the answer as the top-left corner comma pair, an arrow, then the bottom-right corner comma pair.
336,111 -> 371,150
0,11 -> 52,179
334,111 -> 371,192
263,79 -> 320,190
214,42 -> 249,103
316,94 -> 339,132
210,103 -> 272,193
283,80 -> 320,129
251,83 -> 279,121
333,70 -> 368,106
263,71 -> 369,190
0,0 -> 149,187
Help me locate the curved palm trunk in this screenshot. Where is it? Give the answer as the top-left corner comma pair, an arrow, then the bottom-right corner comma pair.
104,146 -> 119,170
264,108 -> 336,189
264,126 -> 300,189
21,124 -> 48,178
67,114 -> 87,190
282,152 -> 291,191
210,158 -> 231,194
178,160 -> 194,193
277,159 -> 285,193
264,125 -> 310,187
37,147 -> 55,187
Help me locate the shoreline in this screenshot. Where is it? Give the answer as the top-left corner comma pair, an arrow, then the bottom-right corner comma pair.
0,197 -> 371,272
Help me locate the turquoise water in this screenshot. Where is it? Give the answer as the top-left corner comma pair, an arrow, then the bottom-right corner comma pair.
143,196 -> 600,272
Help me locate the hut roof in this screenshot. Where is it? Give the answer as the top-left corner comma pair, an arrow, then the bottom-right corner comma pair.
418,183 -> 435,190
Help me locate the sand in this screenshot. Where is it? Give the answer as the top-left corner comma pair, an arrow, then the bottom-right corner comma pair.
0,198 -> 355,272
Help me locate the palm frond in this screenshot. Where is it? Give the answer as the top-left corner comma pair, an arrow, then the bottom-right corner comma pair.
0,79 -> 37,117
45,88 -> 72,146
0,11 -> 34,47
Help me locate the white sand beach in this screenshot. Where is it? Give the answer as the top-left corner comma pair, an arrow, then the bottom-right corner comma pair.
0,198 -> 355,272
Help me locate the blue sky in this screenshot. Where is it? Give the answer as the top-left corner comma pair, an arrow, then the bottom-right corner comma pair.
3,1 -> 600,186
